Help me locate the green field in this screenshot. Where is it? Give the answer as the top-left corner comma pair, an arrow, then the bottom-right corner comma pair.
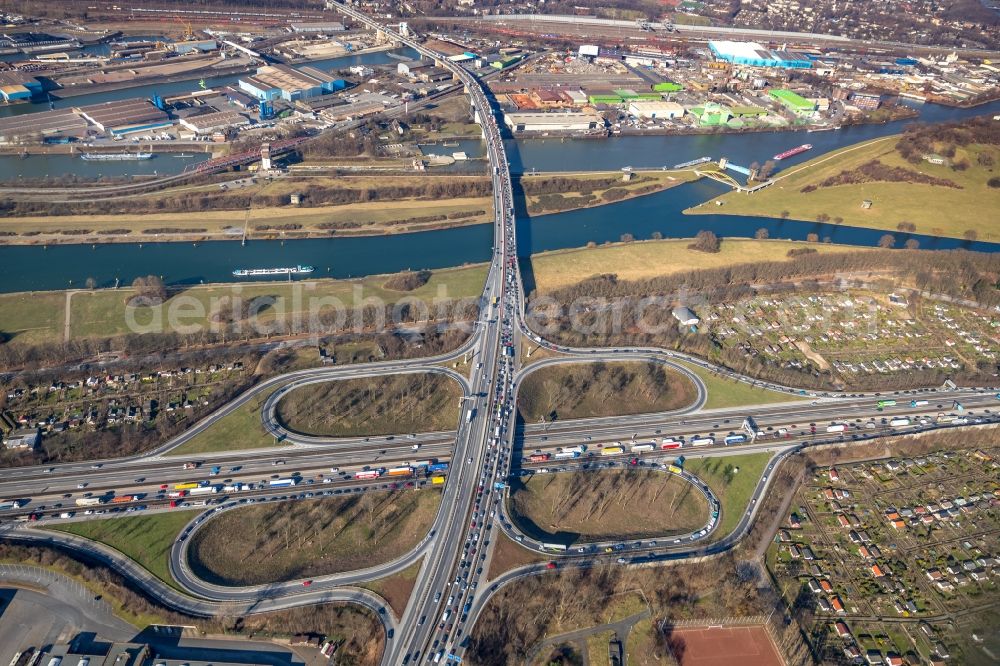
47,510 -> 198,590
0,291 -> 66,344
167,386 -> 287,456
526,239 -> 862,293
687,136 -> 1000,242
684,452 -> 773,538
0,264 -> 487,343
675,360 -> 805,409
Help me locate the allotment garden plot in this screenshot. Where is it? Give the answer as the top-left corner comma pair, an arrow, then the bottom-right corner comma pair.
768,446 -> 999,665
703,290 -> 999,386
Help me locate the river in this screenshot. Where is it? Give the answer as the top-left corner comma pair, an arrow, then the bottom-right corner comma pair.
0,98 -> 998,294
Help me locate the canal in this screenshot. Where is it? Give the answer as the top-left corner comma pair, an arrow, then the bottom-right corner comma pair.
0,99 -> 998,293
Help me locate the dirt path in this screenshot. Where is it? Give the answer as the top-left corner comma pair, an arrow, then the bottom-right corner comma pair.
64,290 -> 74,342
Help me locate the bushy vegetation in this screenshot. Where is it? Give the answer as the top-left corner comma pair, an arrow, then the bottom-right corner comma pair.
896,116 -> 1000,165
531,249 -> 1000,390
383,270 -> 432,291
805,159 -> 960,191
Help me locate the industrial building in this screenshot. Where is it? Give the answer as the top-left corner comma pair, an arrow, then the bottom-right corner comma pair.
768,89 -> 817,116
627,100 -> 685,119
850,90 -> 883,110
171,39 -> 218,55
690,102 -> 732,126
75,98 -> 171,136
709,41 -> 812,69
0,69 -> 42,101
239,64 -> 345,102
3,428 -> 39,450
672,307 -> 700,326
290,22 -> 346,32
179,110 -> 250,135
503,110 -> 604,133
0,107 -> 88,143
397,60 -> 433,76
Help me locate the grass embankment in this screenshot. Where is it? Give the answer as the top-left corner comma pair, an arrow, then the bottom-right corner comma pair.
674,360 -> 805,409
687,136 -> 1000,241
47,510 -> 199,591
188,489 -> 441,585
509,469 -> 708,542
526,238 -> 862,293
0,264 -> 487,344
276,372 -> 462,437
360,559 -> 423,619
523,169 -> 699,216
518,361 -> 697,423
684,452 -> 773,538
168,385 -> 286,456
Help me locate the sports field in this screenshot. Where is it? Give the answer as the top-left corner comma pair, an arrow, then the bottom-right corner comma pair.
665,625 -> 783,666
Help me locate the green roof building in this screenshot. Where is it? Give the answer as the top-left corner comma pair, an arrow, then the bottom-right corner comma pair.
652,82 -> 684,93
588,94 -> 624,105
691,102 -> 731,126
768,89 -> 816,115
730,105 -> 767,117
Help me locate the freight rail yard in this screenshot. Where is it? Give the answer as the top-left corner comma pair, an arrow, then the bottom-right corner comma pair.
0,2 -> 999,666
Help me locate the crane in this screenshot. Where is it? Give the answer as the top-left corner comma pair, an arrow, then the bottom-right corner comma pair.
175,16 -> 194,41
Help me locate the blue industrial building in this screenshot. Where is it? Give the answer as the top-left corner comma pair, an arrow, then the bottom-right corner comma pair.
239,64 -> 345,102
709,41 -> 811,69
0,70 -> 43,102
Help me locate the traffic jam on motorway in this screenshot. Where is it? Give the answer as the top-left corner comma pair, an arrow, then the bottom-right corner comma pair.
0,459 -> 452,523
409,80 -> 521,666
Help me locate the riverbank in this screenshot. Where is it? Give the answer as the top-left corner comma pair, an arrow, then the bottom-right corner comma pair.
0,263 -> 489,345
0,169 -> 700,246
684,128 -> 1000,243
525,237 -> 865,293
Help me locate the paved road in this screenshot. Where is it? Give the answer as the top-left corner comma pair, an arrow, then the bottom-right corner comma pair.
4,8 -> 1000,665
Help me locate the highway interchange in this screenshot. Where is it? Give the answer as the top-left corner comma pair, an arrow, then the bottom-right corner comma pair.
3,5 -> 1000,664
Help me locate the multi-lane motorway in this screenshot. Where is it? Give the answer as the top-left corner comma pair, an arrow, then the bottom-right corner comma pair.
3,5 -> 1000,664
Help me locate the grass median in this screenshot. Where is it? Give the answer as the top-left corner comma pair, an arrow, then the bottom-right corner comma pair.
673,360 -> 805,409
188,488 -> 441,585
167,385 -> 287,456
683,451 -> 773,538
46,510 -> 199,591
